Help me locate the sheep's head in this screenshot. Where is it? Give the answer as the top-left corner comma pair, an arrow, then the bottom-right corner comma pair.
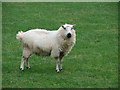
61,24 -> 76,39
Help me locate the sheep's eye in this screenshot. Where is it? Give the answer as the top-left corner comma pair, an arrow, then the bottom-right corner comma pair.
62,25 -> 66,30
71,28 -> 73,30
63,27 -> 66,30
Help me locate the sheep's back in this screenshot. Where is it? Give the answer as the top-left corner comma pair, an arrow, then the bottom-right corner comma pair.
22,29 -> 58,55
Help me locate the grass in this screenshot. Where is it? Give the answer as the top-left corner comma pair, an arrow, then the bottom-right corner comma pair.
2,2 -> 118,88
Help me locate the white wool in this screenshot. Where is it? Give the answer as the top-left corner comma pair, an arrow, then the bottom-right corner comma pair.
16,24 -> 76,58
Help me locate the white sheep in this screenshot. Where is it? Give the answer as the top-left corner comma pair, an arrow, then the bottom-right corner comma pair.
16,24 -> 76,72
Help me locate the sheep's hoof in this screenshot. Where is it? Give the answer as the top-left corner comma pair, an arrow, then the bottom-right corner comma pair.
26,67 -> 30,69
56,70 -> 59,73
20,69 -> 24,71
60,69 -> 64,72
20,68 -> 24,71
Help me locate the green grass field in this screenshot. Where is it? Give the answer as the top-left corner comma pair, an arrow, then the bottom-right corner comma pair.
2,2 -> 118,88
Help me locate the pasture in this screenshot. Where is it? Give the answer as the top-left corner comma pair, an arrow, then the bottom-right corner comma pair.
2,2 -> 118,88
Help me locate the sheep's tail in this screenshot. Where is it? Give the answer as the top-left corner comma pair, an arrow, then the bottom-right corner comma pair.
16,31 -> 24,41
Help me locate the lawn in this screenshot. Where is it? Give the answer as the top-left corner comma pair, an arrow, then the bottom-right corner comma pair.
2,2 -> 118,88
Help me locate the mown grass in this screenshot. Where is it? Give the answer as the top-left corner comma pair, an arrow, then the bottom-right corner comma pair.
2,2 -> 118,88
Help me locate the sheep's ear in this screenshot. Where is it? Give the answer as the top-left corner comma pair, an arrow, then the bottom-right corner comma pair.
62,25 -> 66,29
73,24 -> 76,28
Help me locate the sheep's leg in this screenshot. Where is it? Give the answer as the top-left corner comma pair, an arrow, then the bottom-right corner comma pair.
26,58 -> 30,69
20,43 -> 32,71
55,57 -> 59,73
60,58 -> 63,71
20,56 -> 25,71
59,55 -> 64,72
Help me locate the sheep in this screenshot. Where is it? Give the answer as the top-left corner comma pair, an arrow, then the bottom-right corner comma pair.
16,24 -> 76,72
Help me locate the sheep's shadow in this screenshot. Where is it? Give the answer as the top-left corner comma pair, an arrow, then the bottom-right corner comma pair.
24,65 -> 56,74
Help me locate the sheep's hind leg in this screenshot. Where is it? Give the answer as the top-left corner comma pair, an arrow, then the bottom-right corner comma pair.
20,56 -> 26,71
55,57 -> 60,73
20,43 -> 32,71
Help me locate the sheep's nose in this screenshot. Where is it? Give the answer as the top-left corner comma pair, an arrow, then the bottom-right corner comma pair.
67,33 -> 71,38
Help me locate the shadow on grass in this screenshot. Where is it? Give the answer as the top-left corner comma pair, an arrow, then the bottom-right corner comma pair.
18,65 -> 56,74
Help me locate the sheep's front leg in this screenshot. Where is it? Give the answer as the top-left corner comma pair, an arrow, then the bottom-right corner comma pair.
55,57 -> 59,73
60,56 -> 64,72
60,58 -> 63,71
26,58 -> 30,69
20,56 -> 25,71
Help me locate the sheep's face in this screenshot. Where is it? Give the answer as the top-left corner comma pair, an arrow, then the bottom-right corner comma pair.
62,24 -> 76,39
